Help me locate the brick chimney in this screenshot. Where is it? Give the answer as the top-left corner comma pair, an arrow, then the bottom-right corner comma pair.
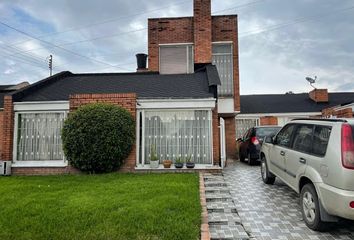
309,89 -> 328,103
193,0 -> 212,64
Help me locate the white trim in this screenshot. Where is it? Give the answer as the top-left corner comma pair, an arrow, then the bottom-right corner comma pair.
136,110 -> 141,167
141,110 -> 145,166
212,41 -> 233,44
159,42 -> 194,46
137,98 -> 216,109
12,161 -> 68,168
333,103 -> 354,111
135,164 -> 216,170
14,101 -> 69,111
236,112 -> 322,118
209,110 -> 214,165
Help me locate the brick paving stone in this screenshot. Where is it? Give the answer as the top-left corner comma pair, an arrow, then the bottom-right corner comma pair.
223,161 -> 354,240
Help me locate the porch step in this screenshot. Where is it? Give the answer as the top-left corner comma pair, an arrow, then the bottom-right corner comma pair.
204,185 -> 229,191
205,182 -> 228,187
208,212 -> 242,225
205,189 -> 230,194
204,176 -> 225,181
209,223 -> 249,240
207,201 -> 237,213
204,173 -> 223,177
206,192 -> 231,199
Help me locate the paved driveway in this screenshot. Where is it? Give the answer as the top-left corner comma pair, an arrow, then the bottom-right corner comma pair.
223,160 -> 354,240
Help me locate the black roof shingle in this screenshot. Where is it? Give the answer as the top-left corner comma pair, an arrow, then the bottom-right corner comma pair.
12,66 -> 220,102
240,93 -> 354,114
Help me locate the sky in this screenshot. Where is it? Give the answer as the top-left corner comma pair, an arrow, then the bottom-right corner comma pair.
0,0 -> 353,95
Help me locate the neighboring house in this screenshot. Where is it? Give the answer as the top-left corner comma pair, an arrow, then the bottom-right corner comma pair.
0,82 -> 29,159
148,0 -> 240,159
236,88 -> 354,138
0,67 -> 222,174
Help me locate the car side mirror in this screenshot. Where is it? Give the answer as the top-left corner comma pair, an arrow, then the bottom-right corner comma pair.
265,136 -> 275,144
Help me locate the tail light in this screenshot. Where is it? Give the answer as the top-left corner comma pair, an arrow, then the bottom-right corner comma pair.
251,137 -> 259,145
341,124 -> 354,169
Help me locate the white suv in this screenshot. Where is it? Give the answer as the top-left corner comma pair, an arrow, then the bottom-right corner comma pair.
260,119 -> 354,231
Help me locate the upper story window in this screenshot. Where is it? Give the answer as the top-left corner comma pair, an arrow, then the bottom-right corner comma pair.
159,44 -> 194,74
212,43 -> 233,97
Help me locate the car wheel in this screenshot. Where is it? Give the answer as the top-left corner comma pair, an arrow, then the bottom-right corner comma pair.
261,155 -> 275,184
300,184 -> 328,231
248,153 -> 255,166
239,152 -> 245,162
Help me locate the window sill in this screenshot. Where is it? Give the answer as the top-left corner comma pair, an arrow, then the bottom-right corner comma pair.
12,161 -> 68,168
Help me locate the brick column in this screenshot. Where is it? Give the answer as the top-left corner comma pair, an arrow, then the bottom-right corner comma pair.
2,96 -> 14,161
212,107 -> 220,165
224,117 -> 236,159
194,0 -> 212,63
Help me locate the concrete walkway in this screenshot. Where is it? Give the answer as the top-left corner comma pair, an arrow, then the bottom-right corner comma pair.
203,173 -> 250,240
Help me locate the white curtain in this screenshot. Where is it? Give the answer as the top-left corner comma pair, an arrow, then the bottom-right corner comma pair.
17,112 -> 65,161
159,45 -> 194,74
143,110 -> 212,164
212,43 -> 233,96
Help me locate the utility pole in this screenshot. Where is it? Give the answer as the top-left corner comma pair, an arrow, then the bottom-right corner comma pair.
48,55 -> 53,76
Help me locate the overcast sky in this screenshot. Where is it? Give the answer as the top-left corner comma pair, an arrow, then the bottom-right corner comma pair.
0,0 -> 353,94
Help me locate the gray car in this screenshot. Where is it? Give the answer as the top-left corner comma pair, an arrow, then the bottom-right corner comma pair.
260,118 -> 354,231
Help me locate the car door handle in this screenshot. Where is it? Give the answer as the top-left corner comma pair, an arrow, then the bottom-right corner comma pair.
280,151 -> 285,156
299,157 -> 307,164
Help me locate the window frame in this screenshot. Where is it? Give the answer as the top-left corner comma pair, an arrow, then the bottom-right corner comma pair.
290,124 -> 315,155
311,125 -> 332,157
212,41 -> 234,97
274,123 -> 297,149
12,110 -> 68,167
136,108 -> 213,167
158,43 -> 194,74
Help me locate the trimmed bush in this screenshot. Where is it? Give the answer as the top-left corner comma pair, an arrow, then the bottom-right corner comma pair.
62,103 -> 135,173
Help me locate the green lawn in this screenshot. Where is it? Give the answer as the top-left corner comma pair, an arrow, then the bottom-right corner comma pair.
0,173 -> 201,240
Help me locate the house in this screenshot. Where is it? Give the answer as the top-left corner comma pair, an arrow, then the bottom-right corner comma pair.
147,0 -> 240,159
0,82 -> 29,160
236,88 -> 354,138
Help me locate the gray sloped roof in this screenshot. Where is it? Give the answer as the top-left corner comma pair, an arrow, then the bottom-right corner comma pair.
240,93 -> 354,114
12,66 -> 220,102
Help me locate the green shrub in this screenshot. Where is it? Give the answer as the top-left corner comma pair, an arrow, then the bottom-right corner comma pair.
62,103 -> 135,173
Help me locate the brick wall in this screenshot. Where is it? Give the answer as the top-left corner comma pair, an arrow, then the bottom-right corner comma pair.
212,107 -> 220,165
148,17 -> 193,71
194,0 -> 212,63
0,111 -> 3,159
309,89 -> 328,103
2,96 -> 14,161
322,107 -> 353,118
224,117 -> 236,159
212,15 -> 240,112
260,116 -> 278,126
69,93 -> 137,172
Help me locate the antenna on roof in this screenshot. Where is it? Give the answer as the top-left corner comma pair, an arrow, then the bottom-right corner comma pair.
46,55 -> 53,76
306,76 -> 317,89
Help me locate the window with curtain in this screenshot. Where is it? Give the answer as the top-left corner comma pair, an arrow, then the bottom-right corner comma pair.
159,44 -> 194,74
16,112 -> 65,161
212,43 -> 233,96
142,110 -> 212,164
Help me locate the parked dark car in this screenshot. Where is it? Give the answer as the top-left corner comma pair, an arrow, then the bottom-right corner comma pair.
237,126 -> 281,165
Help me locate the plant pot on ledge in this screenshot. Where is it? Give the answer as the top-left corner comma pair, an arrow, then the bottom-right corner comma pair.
174,162 -> 184,169
186,162 -> 195,169
150,160 -> 159,168
163,160 -> 172,168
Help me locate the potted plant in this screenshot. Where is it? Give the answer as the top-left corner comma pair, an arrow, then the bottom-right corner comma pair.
163,159 -> 172,168
149,144 -> 159,168
185,155 -> 195,169
174,157 -> 184,169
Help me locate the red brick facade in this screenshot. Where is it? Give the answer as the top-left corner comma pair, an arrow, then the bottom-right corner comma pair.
194,0 -> 212,63
1,96 -> 14,161
260,116 -> 278,126
0,111 -> 3,159
309,89 -> 328,103
322,107 -> 353,118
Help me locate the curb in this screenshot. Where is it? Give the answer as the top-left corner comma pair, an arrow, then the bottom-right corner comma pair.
199,173 -> 210,240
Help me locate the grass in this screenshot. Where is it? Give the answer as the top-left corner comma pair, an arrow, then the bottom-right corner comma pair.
0,173 -> 201,240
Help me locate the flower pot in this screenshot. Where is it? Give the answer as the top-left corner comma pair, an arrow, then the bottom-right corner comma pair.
150,160 -> 159,168
174,162 -> 184,169
163,160 -> 172,168
186,162 -> 195,169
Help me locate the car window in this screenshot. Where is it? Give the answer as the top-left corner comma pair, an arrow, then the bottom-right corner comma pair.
244,129 -> 252,140
312,125 -> 332,157
292,124 -> 313,154
256,127 -> 281,138
275,124 -> 296,147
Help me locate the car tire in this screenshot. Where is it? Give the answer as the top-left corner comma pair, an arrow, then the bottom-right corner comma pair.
300,184 -> 328,231
248,153 -> 255,166
239,152 -> 245,162
260,155 -> 275,184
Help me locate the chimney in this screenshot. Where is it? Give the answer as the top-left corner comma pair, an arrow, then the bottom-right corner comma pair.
136,53 -> 148,72
309,88 -> 328,103
193,0 -> 212,64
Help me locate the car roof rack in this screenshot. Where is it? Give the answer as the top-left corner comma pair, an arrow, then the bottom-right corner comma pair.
291,118 -> 347,123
